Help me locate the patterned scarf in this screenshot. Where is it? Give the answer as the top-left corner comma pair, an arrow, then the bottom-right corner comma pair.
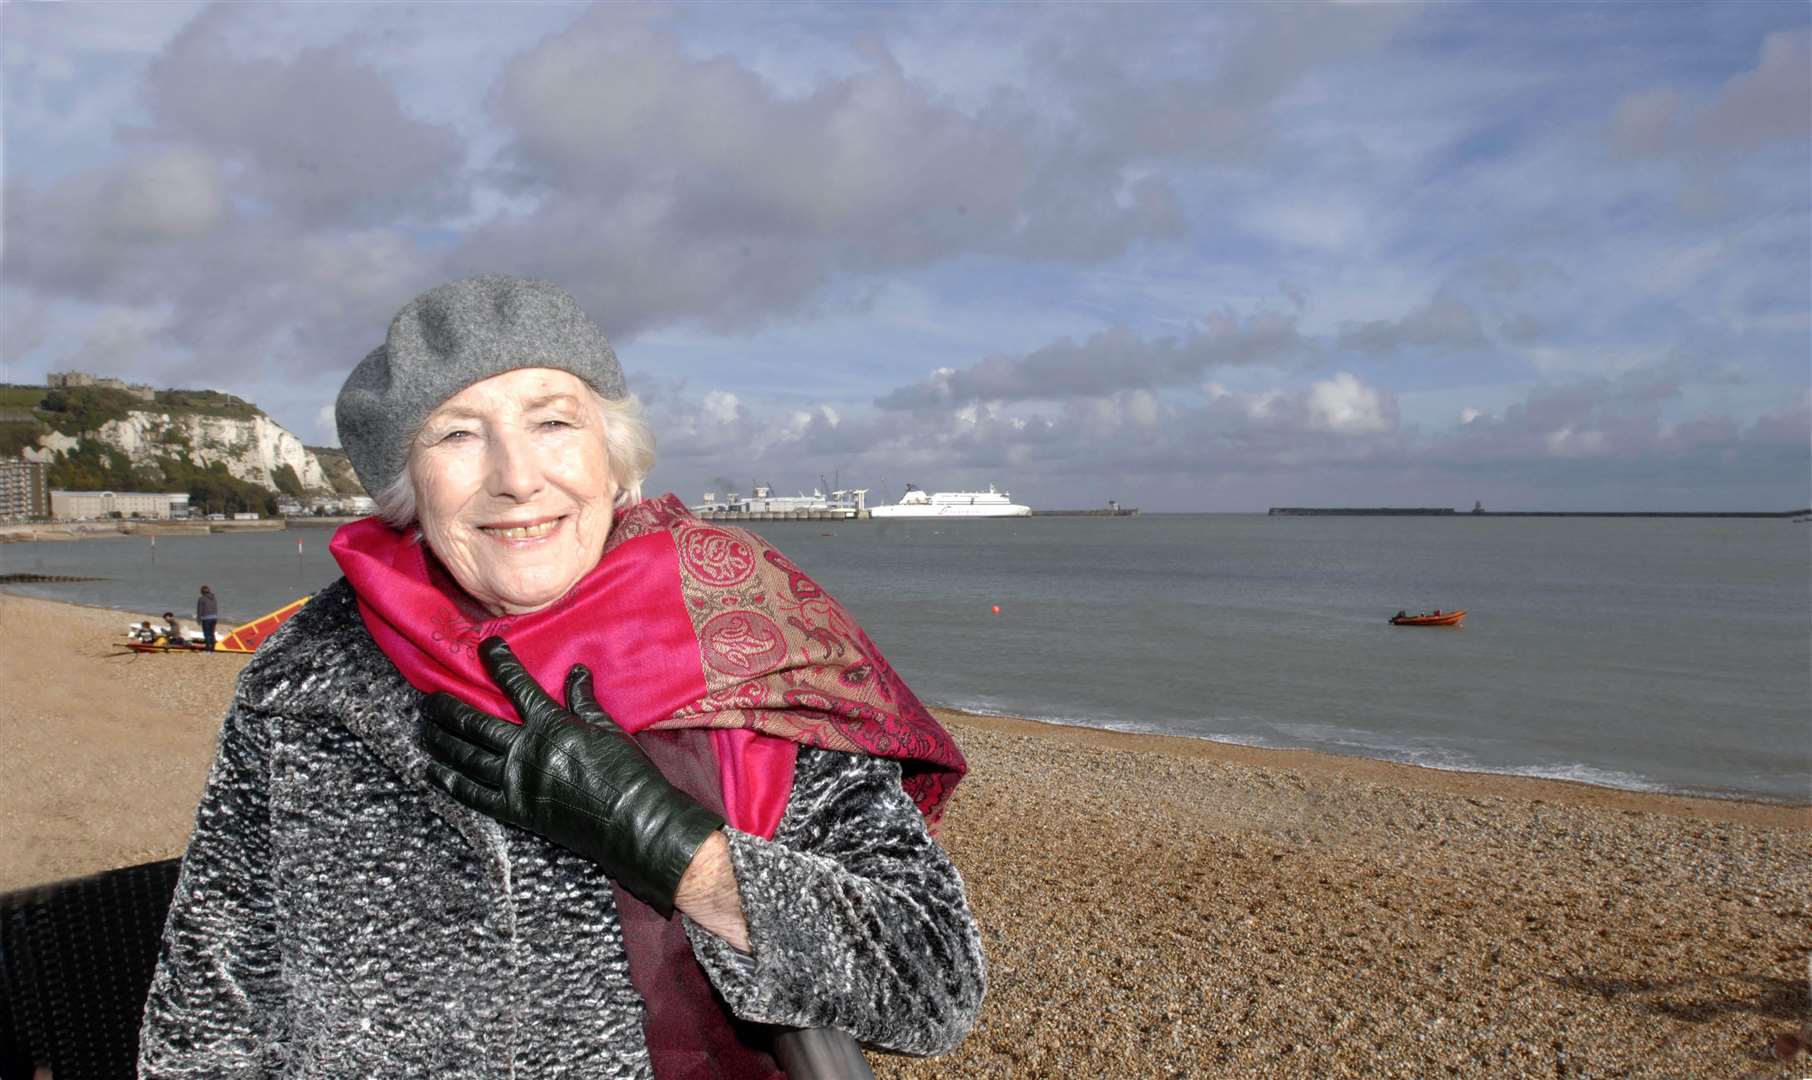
329,494 -> 964,839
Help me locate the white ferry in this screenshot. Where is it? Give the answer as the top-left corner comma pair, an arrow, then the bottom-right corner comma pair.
868,484 -> 1031,519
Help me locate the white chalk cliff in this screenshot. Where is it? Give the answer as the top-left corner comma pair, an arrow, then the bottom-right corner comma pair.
30,410 -> 337,493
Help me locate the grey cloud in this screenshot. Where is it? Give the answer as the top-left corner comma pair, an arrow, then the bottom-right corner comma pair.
875,311 -> 1310,409
138,4 -> 467,226
1694,29 -> 1811,152
1610,28 -> 1811,159
1497,313 -> 1546,344
470,7 -> 1206,333
3,3 -> 457,410
1338,297 -> 1486,354
1035,4 -> 1411,164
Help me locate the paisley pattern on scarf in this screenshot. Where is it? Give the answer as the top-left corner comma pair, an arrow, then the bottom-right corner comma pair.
677,526 -> 758,587
647,499 -> 964,825
700,610 -> 789,677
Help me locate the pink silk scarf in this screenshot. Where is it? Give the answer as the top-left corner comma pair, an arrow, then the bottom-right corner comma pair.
329,494 -> 965,839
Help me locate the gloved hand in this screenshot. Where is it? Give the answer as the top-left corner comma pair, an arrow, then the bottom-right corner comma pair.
419,636 -> 725,917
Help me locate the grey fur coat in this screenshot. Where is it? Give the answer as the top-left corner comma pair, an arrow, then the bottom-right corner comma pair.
137,579 -> 986,1077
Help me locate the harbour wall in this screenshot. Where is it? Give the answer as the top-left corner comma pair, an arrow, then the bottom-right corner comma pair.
1268,507 -> 1811,518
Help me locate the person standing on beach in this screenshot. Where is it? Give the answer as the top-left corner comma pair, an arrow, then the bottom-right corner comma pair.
195,586 -> 218,651
139,274 -> 984,1077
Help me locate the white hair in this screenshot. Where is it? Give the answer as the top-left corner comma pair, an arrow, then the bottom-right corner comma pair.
371,389 -> 655,529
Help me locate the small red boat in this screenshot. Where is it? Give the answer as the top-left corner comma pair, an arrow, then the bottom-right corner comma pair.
1390,609 -> 1466,627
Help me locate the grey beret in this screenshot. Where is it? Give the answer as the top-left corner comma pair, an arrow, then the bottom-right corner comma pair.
335,274 -> 627,495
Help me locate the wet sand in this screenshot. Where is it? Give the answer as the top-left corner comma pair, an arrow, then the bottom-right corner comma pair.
3,591 -> 1806,1077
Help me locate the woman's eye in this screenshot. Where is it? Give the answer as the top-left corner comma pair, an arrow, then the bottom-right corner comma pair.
539,419 -> 573,430
439,429 -> 473,443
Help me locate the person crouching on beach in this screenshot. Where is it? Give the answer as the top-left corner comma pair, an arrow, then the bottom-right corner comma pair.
195,585 -> 218,651
138,274 -> 986,1077
159,611 -> 184,647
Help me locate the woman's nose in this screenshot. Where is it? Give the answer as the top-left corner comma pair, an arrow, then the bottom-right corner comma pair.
484,429 -> 544,501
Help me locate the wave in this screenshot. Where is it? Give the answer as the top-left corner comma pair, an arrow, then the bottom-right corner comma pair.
930,697 -> 1800,804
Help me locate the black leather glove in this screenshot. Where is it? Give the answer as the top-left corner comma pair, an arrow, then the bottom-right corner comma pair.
419,636 -> 725,917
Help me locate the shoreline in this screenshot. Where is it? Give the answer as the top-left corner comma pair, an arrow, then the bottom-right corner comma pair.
4,587 -> 1803,815
932,707 -> 1807,828
0,586 -> 282,634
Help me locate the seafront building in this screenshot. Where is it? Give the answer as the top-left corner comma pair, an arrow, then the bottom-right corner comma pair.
0,460 -> 51,520
48,489 -> 191,520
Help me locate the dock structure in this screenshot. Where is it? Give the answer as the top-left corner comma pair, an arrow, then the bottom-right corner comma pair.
693,483 -> 869,523
694,508 -> 869,522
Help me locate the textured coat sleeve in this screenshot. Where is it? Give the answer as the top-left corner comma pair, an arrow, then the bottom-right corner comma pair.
685,748 -> 986,1056
138,699 -> 288,1077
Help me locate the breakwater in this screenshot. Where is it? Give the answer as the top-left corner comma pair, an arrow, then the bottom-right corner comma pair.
1269,507 -> 1454,516
1270,507 -> 1811,518
1032,507 -> 1140,517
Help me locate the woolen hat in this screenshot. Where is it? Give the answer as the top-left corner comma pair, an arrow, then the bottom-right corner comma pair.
335,274 -> 628,496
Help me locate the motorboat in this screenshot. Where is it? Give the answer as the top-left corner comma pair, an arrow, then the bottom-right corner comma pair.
1389,609 -> 1466,627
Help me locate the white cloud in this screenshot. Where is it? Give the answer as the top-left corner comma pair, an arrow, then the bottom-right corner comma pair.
1307,373 -> 1394,434
701,391 -> 742,425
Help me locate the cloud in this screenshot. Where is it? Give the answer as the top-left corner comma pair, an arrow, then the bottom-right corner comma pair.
1695,29 -> 1812,153
875,309 -> 1311,409
465,6 -> 1195,335
104,149 -> 228,240
138,5 -> 467,226
1338,296 -> 1487,354
1307,373 -> 1394,434
1610,28 -> 1811,159
2,4 -> 1804,512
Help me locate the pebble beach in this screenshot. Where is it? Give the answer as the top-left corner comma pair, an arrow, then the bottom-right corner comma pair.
3,591 -> 1806,1078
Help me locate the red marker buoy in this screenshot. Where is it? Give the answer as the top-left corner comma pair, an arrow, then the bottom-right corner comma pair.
991,605 -> 1001,615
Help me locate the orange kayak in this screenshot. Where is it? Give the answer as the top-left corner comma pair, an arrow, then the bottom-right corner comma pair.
1390,609 -> 1466,627
215,596 -> 310,653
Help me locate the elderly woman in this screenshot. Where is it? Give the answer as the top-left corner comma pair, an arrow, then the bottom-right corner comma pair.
138,276 -> 986,1077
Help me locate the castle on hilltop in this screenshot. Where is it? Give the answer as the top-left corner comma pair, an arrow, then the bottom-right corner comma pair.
46,371 -> 155,401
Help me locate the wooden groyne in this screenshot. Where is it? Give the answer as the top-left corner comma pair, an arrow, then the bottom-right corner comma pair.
0,573 -> 105,584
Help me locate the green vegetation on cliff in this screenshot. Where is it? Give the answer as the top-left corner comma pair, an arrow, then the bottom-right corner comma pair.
157,456 -> 279,516
306,445 -> 367,495
4,382 -> 329,510
271,463 -> 305,497
0,383 -> 263,439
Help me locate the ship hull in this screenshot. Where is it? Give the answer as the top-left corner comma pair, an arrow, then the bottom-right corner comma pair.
869,504 -> 1031,519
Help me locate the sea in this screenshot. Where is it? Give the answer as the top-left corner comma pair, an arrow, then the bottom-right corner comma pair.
4,514 -> 1808,804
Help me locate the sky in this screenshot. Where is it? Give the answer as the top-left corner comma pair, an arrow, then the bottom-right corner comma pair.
3,2 -> 1808,512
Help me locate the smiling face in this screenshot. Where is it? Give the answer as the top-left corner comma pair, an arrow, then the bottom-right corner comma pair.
408,368 -> 618,616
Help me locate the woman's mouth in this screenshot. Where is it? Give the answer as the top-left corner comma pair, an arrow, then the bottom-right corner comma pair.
480,516 -> 563,541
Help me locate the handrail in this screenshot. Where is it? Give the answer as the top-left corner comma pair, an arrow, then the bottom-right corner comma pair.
773,1026 -> 876,1079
